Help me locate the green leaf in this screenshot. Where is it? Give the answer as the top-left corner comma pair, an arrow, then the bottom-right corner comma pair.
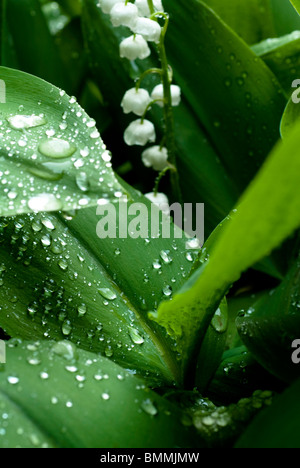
203,0 -> 276,45
0,66 -> 123,217
194,298 -> 228,393
235,379 -> 300,448
81,0 -> 238,236
252,32 -> 300,95
151,119 -> 300,382
7,0 -> 70,91
236,256 -> 300,383
290,0 -> 300,16
0,181 -> 200,385
271,0 -> 300,36
0,340 -> 199,448
207,347 -> 284,404
280,92 -> 300,138
164,0 -> 287,191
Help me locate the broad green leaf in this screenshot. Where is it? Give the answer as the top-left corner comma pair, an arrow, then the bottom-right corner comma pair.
177,387 -> 274,448
164,0 -> 286,191
290,0 -> 300,16
280,92 -> 300,138
151,119 -> 300,382
271,0 -> 300,35
0,340 -> 199,448
7,0 -> 70,91
207,347 -> 284,405
235,378 -> 300,448
81,0 -> 238,236
203,0 -> 276,45
0,66 -> 123,217
236,257 -> 300,383
252,32 -> 300,95
0,182 -> 200,385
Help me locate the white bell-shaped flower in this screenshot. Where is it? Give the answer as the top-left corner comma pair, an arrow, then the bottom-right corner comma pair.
121,88 -> 151,116
124,119 -> 156,146
110,2 -> 139,28
135,0 -> 164,17
131,17 -> 162,43
119,34 -> 151,60
99,0 -> 121,14
142,145 -> 168,171
145,192 -> 170,216
151,84 -> 182,107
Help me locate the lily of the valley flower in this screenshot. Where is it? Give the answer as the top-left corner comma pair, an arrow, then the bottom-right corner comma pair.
145,191 -> 170,216
124,119 -> 156,146
121,88 -> 151,116
110,2 -> 139,28
99,0 -> 121,14
131,17 -> 162,43
151,84 -> 181,107
119,34 -> 151,60
135,0 -> 164,17
142,145 -> 168,171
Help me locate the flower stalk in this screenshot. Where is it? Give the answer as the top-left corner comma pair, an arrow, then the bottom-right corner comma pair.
99,0 -> 182,203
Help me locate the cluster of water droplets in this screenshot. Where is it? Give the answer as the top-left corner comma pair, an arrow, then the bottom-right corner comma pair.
0,84 -> 124,217
0,211 -> 181,380
0,339 -> 169,447
181,390 -> 273,446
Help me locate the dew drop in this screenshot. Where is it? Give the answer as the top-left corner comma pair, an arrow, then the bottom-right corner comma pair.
7,114 -> 47,130
128,327 -> 144,345
58,259 -> 69,271
61,320 -> 72,336
7,376 -> 19,385
162,285 -> 172,297
77,304 -> 87,317
28,194 -> 62,212
141,399 -> 158,416
38,138 -> 77,159
98,288 -> 117,301
51,340 -> 77,361
160,250 -> 172,264
76,172 -> 90,192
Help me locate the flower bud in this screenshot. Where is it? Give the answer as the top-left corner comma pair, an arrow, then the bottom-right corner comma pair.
119,34 -> 151,60
131,17 -> 162,43
124,119 -> 156,146
135,0 -> 164,17
121,88 -> 151,116
151,84 -> 181,107
99,0 -> 121,14
110,2 -> 139,28
145,192 -> 170,216
142,145 -> 168,171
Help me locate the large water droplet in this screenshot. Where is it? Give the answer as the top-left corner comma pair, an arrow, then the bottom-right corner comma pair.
7,114 -> 47,130
128,327 -> 144,345
141,399 -> 158,416
28,194 -> 62,212
38,138 -> 77,159
211,307 -> 228,333
98,288 -> 117,301
51,340 -> 78,361
76,172 -> 90,192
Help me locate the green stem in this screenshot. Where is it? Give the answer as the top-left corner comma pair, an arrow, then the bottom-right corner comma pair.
147,0 -> 155,15
141,98 -> 164,123
147,0 -> 182,202
135,68 -> 163,90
